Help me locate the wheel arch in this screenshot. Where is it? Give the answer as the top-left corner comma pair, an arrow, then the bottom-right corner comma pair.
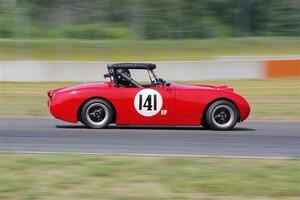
201,97 -> 240,125
77,96 -> 117,123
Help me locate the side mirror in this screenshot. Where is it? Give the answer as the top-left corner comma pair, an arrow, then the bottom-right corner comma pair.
165,82 -> 171,87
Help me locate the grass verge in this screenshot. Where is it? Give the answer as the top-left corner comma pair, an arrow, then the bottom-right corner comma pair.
0,153 -> 299,200
1,79 -> 299,120
1,37 -> 299,61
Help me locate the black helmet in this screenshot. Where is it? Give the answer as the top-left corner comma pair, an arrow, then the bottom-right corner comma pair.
117,69 -> 131,77
116,69 -> 132,87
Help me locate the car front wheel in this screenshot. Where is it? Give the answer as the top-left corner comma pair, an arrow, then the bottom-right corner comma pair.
205,100 -> 238,130
81,99 -> 114,129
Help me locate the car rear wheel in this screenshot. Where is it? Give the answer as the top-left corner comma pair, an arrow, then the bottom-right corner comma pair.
81,99 -> 114,129
205,100 -> 238,130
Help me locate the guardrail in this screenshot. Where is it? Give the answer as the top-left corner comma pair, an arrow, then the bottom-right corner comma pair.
1,58 -> 299,81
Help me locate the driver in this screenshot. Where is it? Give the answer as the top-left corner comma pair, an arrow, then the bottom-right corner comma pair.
116,69 -> 133,87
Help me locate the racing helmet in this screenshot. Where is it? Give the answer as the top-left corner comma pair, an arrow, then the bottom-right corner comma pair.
116,69 -> 131,87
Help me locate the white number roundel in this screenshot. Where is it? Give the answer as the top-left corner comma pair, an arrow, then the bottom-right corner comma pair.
134,89 -> 163,117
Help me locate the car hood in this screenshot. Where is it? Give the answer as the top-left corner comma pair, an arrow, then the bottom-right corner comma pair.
174,83 -> 234,92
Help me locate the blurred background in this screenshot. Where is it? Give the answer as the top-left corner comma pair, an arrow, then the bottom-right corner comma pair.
1,0 -> 299,40
0,0 -> 299,60
0,1 -> 299,199
0,0 -> 299,118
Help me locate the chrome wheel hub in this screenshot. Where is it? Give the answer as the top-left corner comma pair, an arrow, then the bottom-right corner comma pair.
212,105 -> 234,128
86,103 -> 109,126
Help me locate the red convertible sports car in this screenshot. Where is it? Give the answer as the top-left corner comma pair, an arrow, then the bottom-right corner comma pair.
48,63 -> 250,130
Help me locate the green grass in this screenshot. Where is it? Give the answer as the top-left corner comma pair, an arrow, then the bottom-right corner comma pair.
1,37 -> 299,61
1,79 -> 299,120
0,153 -> 299,200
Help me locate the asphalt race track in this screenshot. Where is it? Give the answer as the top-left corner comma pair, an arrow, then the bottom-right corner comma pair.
0,117 -> 299,158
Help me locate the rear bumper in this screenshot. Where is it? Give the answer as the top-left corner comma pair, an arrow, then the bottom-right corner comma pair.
48,96 -> 78,123
48,98 -> 59,119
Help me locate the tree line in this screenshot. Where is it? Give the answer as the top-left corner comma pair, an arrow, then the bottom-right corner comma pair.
0,0 -> 299,39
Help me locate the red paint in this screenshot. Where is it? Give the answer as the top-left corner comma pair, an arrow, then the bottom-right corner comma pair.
48,81 -> 250,126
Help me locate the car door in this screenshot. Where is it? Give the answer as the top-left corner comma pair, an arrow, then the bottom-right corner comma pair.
117,84 -> 176,125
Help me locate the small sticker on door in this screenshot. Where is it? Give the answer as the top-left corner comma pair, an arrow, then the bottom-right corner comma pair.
134,89 -> 163,117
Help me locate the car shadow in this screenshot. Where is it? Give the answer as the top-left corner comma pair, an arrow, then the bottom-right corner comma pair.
56,124 -> 256,131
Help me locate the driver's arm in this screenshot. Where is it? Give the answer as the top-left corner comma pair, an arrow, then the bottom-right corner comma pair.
117,71 -> 143,88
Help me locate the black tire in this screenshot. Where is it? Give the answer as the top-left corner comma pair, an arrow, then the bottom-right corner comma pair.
205,100 -> 238,130
81,99 -> 114,129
